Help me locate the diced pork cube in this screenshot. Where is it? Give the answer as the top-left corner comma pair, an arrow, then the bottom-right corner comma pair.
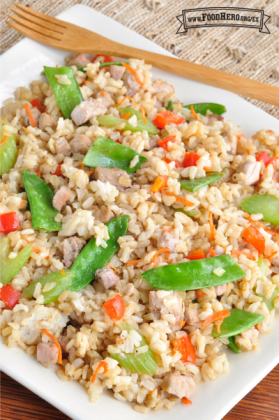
54,137 -> 71,156
22,106 -> 41,127
62,236 -> 85,268
153,80 -> 174,94
125,73 -> 141,96
52,185 -> 72,211
69,134 -> 92,154
71,99 -> 107,126
159,231 -> 178,252
109,65 -> 126,81
208,114 -> 224,124
39,113 -> 57,131
149,291 -> 185,332
95,167 -> 132,191
96,91 -> 115,108
215,283 -> 227,296
37,342 -> 58,367
236,161 -> 261,185
185,308 -> 200,325
94,205 -> 115,224
68,53 -> 91,67
167,372 -> 196,399
95,267 -> 120,289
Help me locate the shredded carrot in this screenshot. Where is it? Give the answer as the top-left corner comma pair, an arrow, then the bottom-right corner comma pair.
196,289 -> 206,300
0,135 -> 7,145
236,133 -> 246,140
207,247 -> 216,257
24,103 -> 36,127
100,91 -> 106,97
165,250 -> 170,264
22,127 -> 31,134
179,320 -> 186,327
126,258 -> 144,265
85,169 -> 95,175
45,256 -> 49,260
32,249 -> 41,253
268,251 -> 278,262
241,279 -> 248,293
41,329 -> 62,364
152,247 -> 170,267
203,166 -> 212,172
115,96 -> 147,123
91,361 -> 108,383
121,112 -> 131,119
164,226 -> 174,233
148,388 -> 157,394
244,214 -> 278,236
151,176 -> 168,193
80,79 -> 94,85
78,160 -> 85,171
201,309 -> 230,330
106,265 -> 117,273
19,200 -> 26,208
190,105 -> 198,120
216,320 -> 223,334
231,249 -> 256,261
37,170 -> 41,178
165,192 -> 194,207
182,397 -> 192,405
208,211 -> 215,241
60,269 -> 68,277
266,130 -> 275,135
121,62 -> 143,87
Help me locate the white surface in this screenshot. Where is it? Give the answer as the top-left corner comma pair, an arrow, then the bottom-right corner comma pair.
1,5 -> 279,420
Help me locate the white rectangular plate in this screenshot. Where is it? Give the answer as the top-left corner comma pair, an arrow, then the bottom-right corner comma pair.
1,5 -> 279,420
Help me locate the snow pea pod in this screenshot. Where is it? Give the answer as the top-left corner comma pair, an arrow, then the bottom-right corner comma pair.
241,194 -> 279,225
166,101 -> 173,111
183,103 -> 226,116
69,215 -> 129,291
22,270 -> 74,304
228,336 -> 241,353
22,169 -> 62,232
179,171 -> 226,192
83,136 -> 147,174
0,236 -> 33,286
141,255 -> 246,291
257,287 -> 279,311
212,308 -> 264,338
44,66 -> 83,119
0,120 -> 17,176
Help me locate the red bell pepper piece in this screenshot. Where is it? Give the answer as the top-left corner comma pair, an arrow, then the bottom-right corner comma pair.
92,55 -> 114,63
30,98 -> 41,110
187,248 -> 205,261
53,163 -> 63,177
173,335 -> 196,363
0,212 -> 19,234
182,152 -> 200,168
152,111 -> 185,129
158,136 -> 176,151
242,225 -> 265,254
0,284 -> 21,309
165,158 -> 184,168
103,294 -> 125,320
256,151 -> 270,166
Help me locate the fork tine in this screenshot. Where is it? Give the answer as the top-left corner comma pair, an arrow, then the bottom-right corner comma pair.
14,3 -> 67,28
8,14 -> 62,41
7,21 -> 62,46
11,7 -> 64,34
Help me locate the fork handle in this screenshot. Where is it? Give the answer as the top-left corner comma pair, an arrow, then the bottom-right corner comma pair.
96,44 -> 279,107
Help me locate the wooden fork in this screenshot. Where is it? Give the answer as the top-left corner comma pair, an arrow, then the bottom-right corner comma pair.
7,3 -> 279,107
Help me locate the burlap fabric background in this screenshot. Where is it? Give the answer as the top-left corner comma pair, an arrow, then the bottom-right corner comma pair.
1,0 -> 279,118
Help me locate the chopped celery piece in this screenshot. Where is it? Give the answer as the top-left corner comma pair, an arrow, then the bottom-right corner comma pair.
110,322 -> 158,375
0,236 -> 33,286
257,255 -> 268,276
241,194 -> 279,225
228,336 -> 241,353
0,120 -> 17,175
22,270 -> 74,304
257,287 -> 279,311
212,309 -> 264,338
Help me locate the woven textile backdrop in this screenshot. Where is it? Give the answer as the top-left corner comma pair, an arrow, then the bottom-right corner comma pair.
1,0 -> 279,118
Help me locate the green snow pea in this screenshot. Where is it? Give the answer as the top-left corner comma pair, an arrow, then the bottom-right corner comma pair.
0,236 -> 33,286
77,62 -> 126,72
166,101 -> 173,111
141,255 -> 246,291
83,136 -> 147,174
171,206 -> 199,218
257,287 -> 279,311
22,169 -> 62,232
69,215 -> 129,291
228,336 -> 241,354
110,322 -> 158,375
0,120 -> 17,176
183,103 -> 226,116
22,270 -> 74,304
212,308 -> 264,338
179,171 -> 226,192
97,107 -> 159,135
241,194 -> 279,225
44,66 -> 83,119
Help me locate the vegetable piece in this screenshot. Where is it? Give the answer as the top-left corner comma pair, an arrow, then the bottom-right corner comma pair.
0,284 -> 21,309
44,66 -> 83,119
22,270 -> 74,304
152,247 -> 170,267
165,157 -> 184,168
256,151 -> 270,166
165,192 -> 194,207
93,54 -> 114,63
41,329 -> 62,364
171,207 -> 199,218
182,152 -> 200,168
100,62 -> 124,67
0,212 -> 19,234
152,110 -> 185,129
110,322 -> 158,375
22,169 -> 62,232
183,103 -> 226,116
201,309 -> 230,331
91,361 -> 108,383
158,136 -> 176,150
24,103 -> 36,127
190,105 -> 198,119
179,172 -> 225,192
182,398 -> 192,405
208,211 -> 215,241
187,248 -> 205,261
103,294 -> 125,320
166,101 -> 173,111
121,62 -> 143,86
141,255 -> 246,291
241,194 -> 279,225
228,336 -> 241,353
151,176 -> 168,192
0,120 -> 17,176
242,225 -> 265,254
0,236 -> 33,286
257,287 -> 279,311
82,136 -> 147,174
231,249 -> 256,261
173,335 -> 196,363
69,216 -> 129,291
258,255 -> 267,276
30,98 -> 41,110
212,308 -> 264,338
